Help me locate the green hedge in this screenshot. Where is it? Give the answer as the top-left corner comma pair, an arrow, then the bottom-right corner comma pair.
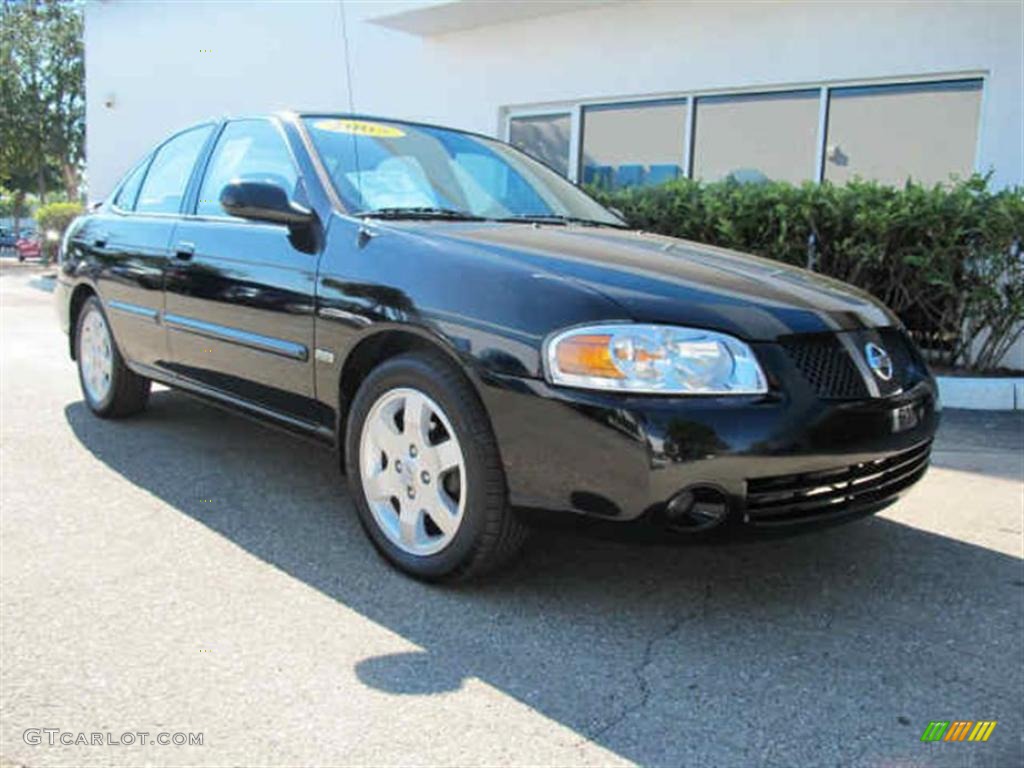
590,176 -> 1024,371
35,201 -> 84,263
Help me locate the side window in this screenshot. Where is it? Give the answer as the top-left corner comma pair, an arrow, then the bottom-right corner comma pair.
135,125 -> 213,214
113,159 -> 149,211
196,120 -> 299,217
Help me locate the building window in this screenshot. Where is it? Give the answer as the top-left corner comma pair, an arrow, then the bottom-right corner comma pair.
824,79 -> 983,187
692,90 -> 819,184
580,100 -> 688,189
504,75 -> 983,190
508,113 -> 572,177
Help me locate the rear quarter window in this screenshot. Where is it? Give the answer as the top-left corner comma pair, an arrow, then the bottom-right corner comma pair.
112,160 -> 149,211
135,125 -> 214,215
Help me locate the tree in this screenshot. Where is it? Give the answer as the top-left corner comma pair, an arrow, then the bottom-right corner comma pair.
0,187 -> 15,218
0,186 -> 29,236
39,0 -> 83,199
0,0 -> 84,215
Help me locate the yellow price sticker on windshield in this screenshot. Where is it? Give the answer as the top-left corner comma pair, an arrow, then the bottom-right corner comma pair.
313,119 -> 406,138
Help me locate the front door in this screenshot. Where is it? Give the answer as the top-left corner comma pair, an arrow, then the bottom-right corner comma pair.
163,119 -> 322,426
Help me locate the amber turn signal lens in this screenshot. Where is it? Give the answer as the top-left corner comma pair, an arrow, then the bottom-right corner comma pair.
554,334 -> 624,379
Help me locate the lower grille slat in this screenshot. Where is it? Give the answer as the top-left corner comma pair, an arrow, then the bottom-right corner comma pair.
750,456 -> 929,518
745,441 -> 932,526
749,442 -> 931,501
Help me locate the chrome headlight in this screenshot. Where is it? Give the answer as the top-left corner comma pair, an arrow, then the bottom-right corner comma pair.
544,324 -> 767,395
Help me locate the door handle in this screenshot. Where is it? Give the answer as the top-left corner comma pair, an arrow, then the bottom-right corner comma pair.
174,242 -> 195,260
93,231 -> 109,248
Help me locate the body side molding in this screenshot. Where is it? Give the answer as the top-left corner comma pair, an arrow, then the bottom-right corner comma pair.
163,313 -> 308,361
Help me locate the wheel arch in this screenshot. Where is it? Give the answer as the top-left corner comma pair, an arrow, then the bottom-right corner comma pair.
335,327 -> 492,471
67,282 -> 98,360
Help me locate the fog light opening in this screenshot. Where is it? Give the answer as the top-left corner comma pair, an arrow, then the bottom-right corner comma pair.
664,486 -> 730,532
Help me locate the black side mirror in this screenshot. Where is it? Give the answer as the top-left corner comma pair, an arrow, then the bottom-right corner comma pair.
219,181 -> 314,226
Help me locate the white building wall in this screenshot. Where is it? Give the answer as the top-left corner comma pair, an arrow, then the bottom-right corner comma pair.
84,1 -> 350,199
87,0 -> 1022,199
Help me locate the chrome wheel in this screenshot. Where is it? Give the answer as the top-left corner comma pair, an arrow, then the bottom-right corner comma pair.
79,306 -> 113,403
359,387 -> 466,556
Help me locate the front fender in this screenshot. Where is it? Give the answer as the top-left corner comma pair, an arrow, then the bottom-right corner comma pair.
316,215 -> 629,381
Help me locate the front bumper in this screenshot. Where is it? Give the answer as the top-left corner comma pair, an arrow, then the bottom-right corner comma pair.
480,367 -> 939,531
54,276 -> 72,336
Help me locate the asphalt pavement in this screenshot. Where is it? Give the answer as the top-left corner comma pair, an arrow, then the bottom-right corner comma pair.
1,267 -> 1022,767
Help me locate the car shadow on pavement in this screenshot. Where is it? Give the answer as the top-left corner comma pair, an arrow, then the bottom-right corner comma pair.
64,392 -> 1023,767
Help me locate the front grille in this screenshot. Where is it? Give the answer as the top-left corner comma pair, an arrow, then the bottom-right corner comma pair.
781,329 -> 923,400
780,334 -> 869,400
745,441 -> 931,527
877,327 -> 925,386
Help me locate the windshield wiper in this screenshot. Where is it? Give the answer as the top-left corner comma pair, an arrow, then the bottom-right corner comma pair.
353,206 -> 485,221
493,214 -> 627,228
353,208 -> 626,228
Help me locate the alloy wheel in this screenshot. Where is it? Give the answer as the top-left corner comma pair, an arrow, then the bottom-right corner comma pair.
79,307 -> 113,403
358,387 -> 467,556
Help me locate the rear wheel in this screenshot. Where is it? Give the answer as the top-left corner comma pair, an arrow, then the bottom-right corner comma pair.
76,296 -> 150,418
345,351 -> 528,581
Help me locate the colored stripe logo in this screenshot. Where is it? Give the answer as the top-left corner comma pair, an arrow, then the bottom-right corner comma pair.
921,720 -> 997,742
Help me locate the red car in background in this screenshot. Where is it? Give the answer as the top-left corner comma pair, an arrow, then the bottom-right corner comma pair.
15,236 -> 42,261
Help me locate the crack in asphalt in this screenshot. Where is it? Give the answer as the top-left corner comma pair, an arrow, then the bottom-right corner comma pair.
578,581 -> 714,746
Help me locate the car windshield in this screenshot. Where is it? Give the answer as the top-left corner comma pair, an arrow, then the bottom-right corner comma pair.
302,116 -> 625,226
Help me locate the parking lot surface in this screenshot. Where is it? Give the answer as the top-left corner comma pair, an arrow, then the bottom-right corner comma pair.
2,270 -> 1022,767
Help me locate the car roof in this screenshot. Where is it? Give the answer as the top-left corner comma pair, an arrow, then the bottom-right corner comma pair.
155,110 -> 501,145
156,112 -> 504,159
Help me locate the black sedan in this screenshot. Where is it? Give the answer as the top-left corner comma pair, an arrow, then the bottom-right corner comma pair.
56,113 -> 938,580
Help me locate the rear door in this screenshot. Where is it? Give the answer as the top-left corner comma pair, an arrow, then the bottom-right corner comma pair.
163,118 -> 322,425
93,124 -> 214,370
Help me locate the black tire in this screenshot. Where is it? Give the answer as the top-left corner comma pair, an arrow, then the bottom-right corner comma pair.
345,351 -> 528,581
75,296 -> 150,418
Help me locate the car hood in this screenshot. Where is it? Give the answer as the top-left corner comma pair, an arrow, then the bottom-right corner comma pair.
410,222 -> 898,341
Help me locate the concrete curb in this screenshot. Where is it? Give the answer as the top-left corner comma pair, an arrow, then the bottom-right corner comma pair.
936,376 -> 1024,411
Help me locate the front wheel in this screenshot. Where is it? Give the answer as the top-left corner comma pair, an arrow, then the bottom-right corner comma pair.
76,296 -> 150,418
345,351 -> 528,581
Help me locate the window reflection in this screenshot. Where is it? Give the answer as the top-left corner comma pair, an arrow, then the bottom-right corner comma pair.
693,90 -> 819,184
508,114 -> 572,177
581,101 -> 687,190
